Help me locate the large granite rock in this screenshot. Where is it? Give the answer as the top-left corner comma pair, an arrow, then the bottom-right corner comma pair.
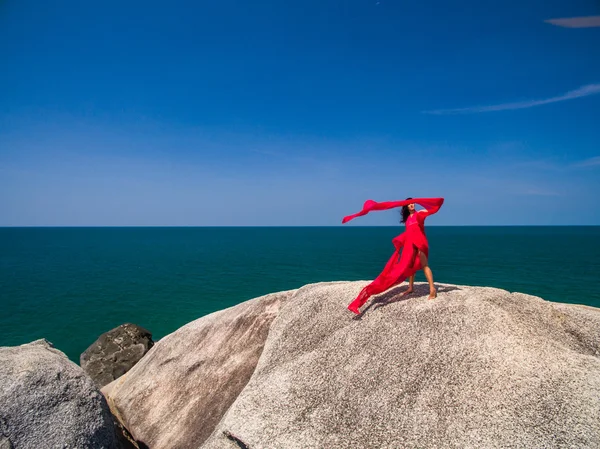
203,281 -> 600,449
0,339 -> 117,449
81,323 -> 154,388
103,290 -> 295,449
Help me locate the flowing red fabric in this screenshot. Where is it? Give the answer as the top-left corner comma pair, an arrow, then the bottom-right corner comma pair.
342,197 -> 444,314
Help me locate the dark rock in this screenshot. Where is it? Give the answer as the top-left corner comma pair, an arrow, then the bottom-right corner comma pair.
0,339 -> 117,449
81,323 -> 153,388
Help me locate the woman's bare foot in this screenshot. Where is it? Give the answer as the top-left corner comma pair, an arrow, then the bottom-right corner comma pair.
428,289 -> 437,300
400,288 -> 414,297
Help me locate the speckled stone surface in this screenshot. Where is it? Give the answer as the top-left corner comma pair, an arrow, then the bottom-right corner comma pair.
0,339 -> 117,449
202,281 -> 600,449
103,290 -> 295,449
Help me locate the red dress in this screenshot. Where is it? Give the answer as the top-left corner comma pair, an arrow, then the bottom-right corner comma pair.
342,197 -> 444,314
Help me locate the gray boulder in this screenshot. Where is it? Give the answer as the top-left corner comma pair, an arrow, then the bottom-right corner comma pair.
0,339 -> 117,449
103,290 -> 294,449
81,323 -> 154,388
203,281 -> 600,449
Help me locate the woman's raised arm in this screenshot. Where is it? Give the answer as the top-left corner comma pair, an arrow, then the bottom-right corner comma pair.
416,198 -> 445,219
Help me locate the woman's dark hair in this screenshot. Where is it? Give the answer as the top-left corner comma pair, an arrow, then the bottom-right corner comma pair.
400,197 -> 413,224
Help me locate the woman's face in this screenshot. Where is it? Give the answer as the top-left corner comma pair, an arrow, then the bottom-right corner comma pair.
408,203 -> 415,212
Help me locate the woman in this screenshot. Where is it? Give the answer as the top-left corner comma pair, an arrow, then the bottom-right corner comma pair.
342,197 -> 444,315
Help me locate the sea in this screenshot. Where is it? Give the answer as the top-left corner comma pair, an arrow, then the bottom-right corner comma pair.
1,226 -> 599,363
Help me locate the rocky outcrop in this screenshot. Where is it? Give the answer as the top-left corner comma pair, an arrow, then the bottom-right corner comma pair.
202,281 -> 600,449
103,290 -> 295,449
0,339 -> 117,449
81,323 -> 154,388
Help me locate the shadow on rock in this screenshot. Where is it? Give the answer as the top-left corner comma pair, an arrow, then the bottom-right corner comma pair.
367,284 -> 462,312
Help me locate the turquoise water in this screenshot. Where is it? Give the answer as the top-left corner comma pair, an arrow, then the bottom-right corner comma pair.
1,227 -> 599,362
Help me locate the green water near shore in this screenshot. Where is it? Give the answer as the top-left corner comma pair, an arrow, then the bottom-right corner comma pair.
1,226 -> 598,362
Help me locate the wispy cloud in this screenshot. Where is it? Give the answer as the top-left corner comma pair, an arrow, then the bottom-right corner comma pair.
251,148 -> 287,158
423,83 -> 600,115
510,156 -> 600,170
250,147 -> 321,166
517,188 -> 562,197
512,159 -> 561,171
572,156 -> 600,168
545,16 -> 600,28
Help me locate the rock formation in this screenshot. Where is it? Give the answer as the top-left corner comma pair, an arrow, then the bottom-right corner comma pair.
0,339 -> 117,449
202,281 -> 600,448
81,323 -> 154,388
103,290 -> 294,449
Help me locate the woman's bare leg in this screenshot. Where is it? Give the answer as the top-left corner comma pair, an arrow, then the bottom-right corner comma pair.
418,251 -> 437,299
401,275 -> 415,296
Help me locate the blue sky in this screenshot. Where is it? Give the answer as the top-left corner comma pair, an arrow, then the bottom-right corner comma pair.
1,0 -> 599,225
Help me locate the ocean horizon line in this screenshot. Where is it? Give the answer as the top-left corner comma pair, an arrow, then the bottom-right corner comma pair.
1,225 -> 598,228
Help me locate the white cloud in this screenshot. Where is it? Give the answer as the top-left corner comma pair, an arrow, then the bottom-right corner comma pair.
572,156 -> 600,168
423,83 -> 600,115
545,16 -> 600,28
